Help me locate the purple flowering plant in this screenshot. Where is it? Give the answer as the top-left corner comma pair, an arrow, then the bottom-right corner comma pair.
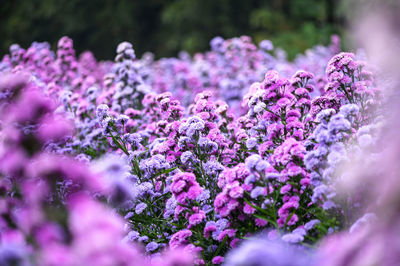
0,34 -> 385,265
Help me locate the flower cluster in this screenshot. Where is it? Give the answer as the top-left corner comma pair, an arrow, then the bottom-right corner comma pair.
0,35 -> 386,265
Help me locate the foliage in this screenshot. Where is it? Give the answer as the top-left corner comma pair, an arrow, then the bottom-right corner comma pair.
0,0 -> 341,60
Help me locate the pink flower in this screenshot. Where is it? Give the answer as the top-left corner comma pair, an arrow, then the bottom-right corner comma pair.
300,177 -> 311,186
171,172 -> 203,204
212,256 -> 224,264
204,225 -> 217,238
217,229 -> 237,242
287,214 -> 299,226
214,194 -> 229,209
189,211 -> 206,227
280,184 -> 292,194
230,238 -> 240,248
37,116 -> 74,142
170,229 -> 192,249
227,199 -> 239,211
228,184 -> 244,199
187,185 -> 203,200
243,202 -> 255,214
281,201 -> 299,211
152,247 -> 195,266
255,218 -> 268,227
171,180 -> 186,193
276,97 -> 291,108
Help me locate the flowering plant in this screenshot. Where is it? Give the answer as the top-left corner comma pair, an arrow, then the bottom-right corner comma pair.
0,35 -> 385,265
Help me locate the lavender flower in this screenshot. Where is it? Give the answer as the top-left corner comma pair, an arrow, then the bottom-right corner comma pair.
250,186 -> 265,199
246,138 -> 258,150
135,202 -> 148,214
225,237 -> 314,266
146,242 -> 159,253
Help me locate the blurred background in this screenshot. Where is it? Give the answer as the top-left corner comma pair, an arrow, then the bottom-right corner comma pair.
0,0 -> 344,60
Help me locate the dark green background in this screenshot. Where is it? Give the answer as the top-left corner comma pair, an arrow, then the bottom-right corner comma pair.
0,0 -> 343,60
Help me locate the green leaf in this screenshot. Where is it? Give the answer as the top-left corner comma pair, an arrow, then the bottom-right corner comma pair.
214,235 -> 228,256
154,166 -> 178,178
110,133 -> 129,155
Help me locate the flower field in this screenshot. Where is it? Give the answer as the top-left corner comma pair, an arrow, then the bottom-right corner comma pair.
0,35 -> 395,265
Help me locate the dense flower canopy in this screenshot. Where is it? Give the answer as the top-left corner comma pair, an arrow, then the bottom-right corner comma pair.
0,35 -> 395,266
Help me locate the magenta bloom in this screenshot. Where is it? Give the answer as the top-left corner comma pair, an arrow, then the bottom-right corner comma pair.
212,256 -> 224,264
37,116 -> 74,142
189,210 -> 206,227
171,172 -> 203,204
169,229 -> 193,249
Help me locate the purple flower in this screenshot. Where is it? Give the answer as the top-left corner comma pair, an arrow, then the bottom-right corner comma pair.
171,172 -> 203,204
123,231 -> 140,242
189,211 -> 206,226
280,184 -> 292,194
322,200 -> 336,210
255,160 -> 269,172
180,151 -> 194,164
305,219 -> 320,231
246,138 -> 258,150
254,102 -> 266,114
328,114 -> 351,132
204,222 -> 217,238
145,242 -> 159,253
282,232 -> 304,244
245,154 -> 261,170
225,237 -> 314,266
96,104 -> 109,119
169,229 -> 192,249
250,186 -> 265,199
227,182 -> 244,199
203,160 -> 224,177
259,40 -> 274,51
37,116 -> 74,142
217,229 -> 236,242
276,98 -> 291,108
116,41 -> 135,61
212,256 -> 224,264
349,213 -> 376,234
339,104 -> 359,118
125,133 -> 142,147
327,151 -> 344,165
187,185 -> 203,200
135,202 -> 147,214
210,36 -> 224,51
